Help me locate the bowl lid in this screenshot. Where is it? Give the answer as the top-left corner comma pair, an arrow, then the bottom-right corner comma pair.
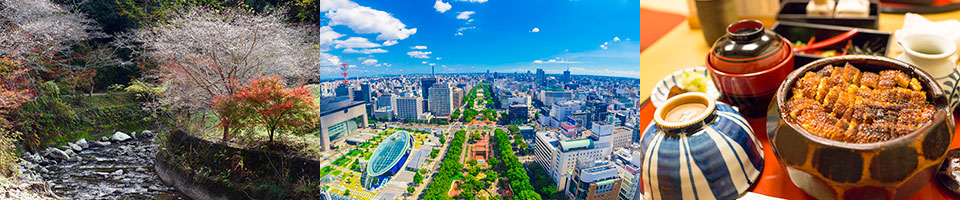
708,20 -> 792,74
655,92 -> 716,130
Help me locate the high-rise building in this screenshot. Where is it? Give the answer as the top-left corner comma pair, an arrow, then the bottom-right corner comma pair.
377,94 -> 394,109
566,161 -> 622,200
536,68 -> 546,85
509,104 -> 530,122
534,131 -> 612,190
428,83 -> 453,117
335,84 -> 355,100
396,97 -> 423,120
612,146 -> 644,200
563,69 -> 571,83
421,77 -> 437,99
452,88 -> 464,109
359,83 -> 372,102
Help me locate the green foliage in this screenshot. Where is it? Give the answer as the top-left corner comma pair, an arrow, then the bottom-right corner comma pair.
13,93 -> 151,151
508,125 -> 519,133
462,109 -> 478,122
487,157 -> 499,169
424,130 -> 467,199
414,172 -> 423,185
493,128 -> 541,200
0,129 -> 21,177
343,189 -> 350,196
429,148 -> 440,158
407,186 -> 415,194
528,162 -> 563,199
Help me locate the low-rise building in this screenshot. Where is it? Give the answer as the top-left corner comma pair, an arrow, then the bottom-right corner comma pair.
566,161 -> 622,200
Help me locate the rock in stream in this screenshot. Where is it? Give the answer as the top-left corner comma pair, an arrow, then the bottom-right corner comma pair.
25,131 -> 185,199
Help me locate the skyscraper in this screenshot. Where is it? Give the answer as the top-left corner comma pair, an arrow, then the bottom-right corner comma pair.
452,88 -> 464,109
428,83 -> 453,117
563,69 -> 571,83
536,68 -> 546,85
420,77 -> 436,99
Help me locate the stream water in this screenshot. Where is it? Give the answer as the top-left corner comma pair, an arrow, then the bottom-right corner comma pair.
28,133 -> 186,199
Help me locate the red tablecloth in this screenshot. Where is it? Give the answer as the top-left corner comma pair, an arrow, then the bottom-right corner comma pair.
635,100 -> 960,199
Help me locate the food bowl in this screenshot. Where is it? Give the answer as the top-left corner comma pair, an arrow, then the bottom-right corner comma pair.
641,92 -> 764,199
707,20 -> 795,118
766,55 -> 955,200
650,67 -> 721,108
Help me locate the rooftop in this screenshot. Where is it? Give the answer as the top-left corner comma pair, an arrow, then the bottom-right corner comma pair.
367,130 -> 412,176
558,138 -> 594,152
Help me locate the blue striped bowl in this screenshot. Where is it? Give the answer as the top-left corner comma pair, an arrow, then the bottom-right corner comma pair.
640,92 -> 764,199
651,67 -> 721,108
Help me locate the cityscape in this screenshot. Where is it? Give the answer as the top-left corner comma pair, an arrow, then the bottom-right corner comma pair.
301,68 -> 649,199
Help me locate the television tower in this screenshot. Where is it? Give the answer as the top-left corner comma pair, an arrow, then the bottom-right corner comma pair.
341,63 -> 349,85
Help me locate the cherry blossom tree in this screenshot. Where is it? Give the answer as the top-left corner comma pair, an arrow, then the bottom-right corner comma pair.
0,0 -> 103,71
132,7 -> 340,115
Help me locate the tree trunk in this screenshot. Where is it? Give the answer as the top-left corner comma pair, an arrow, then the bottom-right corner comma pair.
222,126 -> 230,142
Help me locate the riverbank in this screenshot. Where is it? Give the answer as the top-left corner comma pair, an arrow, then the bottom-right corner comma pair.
18,130 -> 182,199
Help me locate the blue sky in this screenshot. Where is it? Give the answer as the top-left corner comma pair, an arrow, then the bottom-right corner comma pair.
317,0 -> 641,78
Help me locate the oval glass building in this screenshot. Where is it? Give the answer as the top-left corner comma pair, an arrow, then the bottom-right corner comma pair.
362,130 -> 413,190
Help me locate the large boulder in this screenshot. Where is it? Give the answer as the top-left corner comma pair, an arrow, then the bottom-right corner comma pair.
75,139 -> 89,149
91,140 -> 111,147
63,149 -> 75,157
68,142 -> 82,152
111,132 -> 131,142
45,149 -> 70,160
140,130 -> 154,138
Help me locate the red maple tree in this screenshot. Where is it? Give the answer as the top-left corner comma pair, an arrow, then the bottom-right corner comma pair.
213,76 -> 318,143
0,58 -> 32,127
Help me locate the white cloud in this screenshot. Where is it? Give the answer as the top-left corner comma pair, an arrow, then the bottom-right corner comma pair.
436,57 -> 442,60
429,63 -> 436,66
600,36 -> 621,50
434,0 -> 452,13
315,26 -> 344,50
533,57 -> 580,64
362,59 -> 378,65
457,27 -> 476,31
382,40 -> 398,46
422,61 -> 429,64
408,51 -> 432,59
457,0 -> 488,3
343,48 -> 388,54
411,45 -> 428,50
530,27 -> 540,33
456,11 -> 475,20
334,37 -> 381,49
326,6 -> 418,41
455,32 -> 464,36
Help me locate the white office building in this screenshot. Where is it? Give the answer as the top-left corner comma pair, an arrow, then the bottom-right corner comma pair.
534,131 -> 612,190
428,83 -> 453,117
396,97 -> 422,120
590,124 -> 634,151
